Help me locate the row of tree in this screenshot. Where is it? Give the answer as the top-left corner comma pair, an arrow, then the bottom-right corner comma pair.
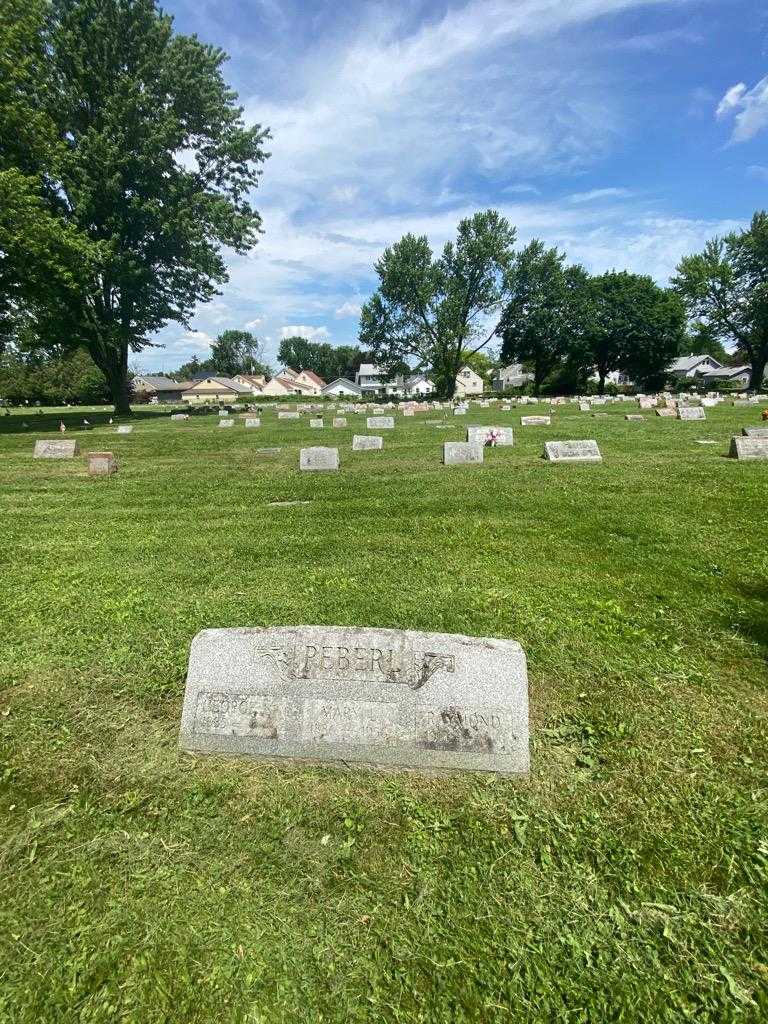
360,210 -> 768,397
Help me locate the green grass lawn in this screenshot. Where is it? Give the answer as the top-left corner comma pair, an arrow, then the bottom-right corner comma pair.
1,399 -> 767,1022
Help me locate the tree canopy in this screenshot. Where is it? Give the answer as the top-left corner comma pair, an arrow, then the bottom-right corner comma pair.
0,0 -> 270,412
359,210 -> 516,398
673,212 -> 768,391
278,336 -> 366,382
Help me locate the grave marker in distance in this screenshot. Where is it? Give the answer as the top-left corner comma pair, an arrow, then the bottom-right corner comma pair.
179,625 -> 530,775
87,451 -> 117,476
520,416 -> 551,426
466,425 -> 514,446
367,416 -> 395,429
352,435 -> 383,451
678,407 -> 706,421
443,441 -> 483,465
299,446 -> 339,471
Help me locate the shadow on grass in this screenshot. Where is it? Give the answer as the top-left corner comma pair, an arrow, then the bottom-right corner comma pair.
0,407 -> 218,435
730,578 -> 768,663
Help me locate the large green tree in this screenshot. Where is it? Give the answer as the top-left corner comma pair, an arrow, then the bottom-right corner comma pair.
359,210 -> 516,398
278,336 -> 365,382
673,212 -> 768,392
580,272 -> 685,393
0,0 -> 269,413
209,330 -> 265,377
499,241 -> 589,395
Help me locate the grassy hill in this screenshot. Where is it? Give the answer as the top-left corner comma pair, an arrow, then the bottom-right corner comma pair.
1,400 -> 766,1022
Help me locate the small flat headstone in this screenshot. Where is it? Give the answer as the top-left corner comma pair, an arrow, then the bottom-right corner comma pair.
592,412 -> 609,418
278,411 -> 300,420
403,409 -> 415,417
453,407 -> 467,416
729,436 -> 768,460
116,425 -> 133,434
179,626 -> 530,775
332,418 -> 347,428
244,418 -> 261,428
625,414 -> 644,421
256,447 -> 282,455
466,425 -> 514,446
655,408 -> 676,417
267,500 -> 311,508
310,418 -> 324,428
352,435 -> 383,451
443,441 -> 483,465
171,413 -> 189,421
87,451 -> 117,476
579,402 -> 591,412
299,446 -> 339,471
678,407 -> 706,421
743,426 -> 768,438
520,416 -> 551,426
544,440 -> 602,463
367,416 -> 394,429
219,418 -> 235,428
34,439 -> 79,459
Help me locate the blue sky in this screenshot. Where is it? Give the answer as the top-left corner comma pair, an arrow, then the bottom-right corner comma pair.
143,0 -> 768,372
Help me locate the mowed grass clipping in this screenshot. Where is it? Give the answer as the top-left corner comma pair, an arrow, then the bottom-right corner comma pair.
1,400 -> 767,1023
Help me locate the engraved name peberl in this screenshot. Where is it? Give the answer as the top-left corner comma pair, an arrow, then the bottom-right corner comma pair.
179,626 -> 529,774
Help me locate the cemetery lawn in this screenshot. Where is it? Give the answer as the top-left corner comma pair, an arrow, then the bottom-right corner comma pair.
1,400 -> 767,1024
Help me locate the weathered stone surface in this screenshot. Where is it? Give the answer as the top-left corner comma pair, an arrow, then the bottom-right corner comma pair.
352,435 -> 383,451
453,407 -> 467,416
299,446 -> 339,471
310,418 -> 324,428
443,441 -> 483,465
625,414 -> 644,421
256,447 -> 282,455
520,416 -> 551,426
678,407 -> 706,421
579,402 -> 591,412
116,425 -> 133,434
743,426 -> 768,438
267,500 -> 311,507
655,408 -> 676,417
367,416 -> 394,429
34,439 -> 79,459
170,413 -> 189,420
544,440 -> 602,463
219,418 -> 234,428
332,418 -> 347,428
729,436 -> 768,460
244,418 -> 261,428
87,451 -> 117,476
278,411 -> 300,420
466,425 -> 514,446
179,626 -> 530,775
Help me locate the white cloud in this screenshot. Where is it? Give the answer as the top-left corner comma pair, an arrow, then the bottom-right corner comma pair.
568,187 -> 633,203
747,164 -> 768,181
716,77 -> 768,142
335,301 -> 362,318
280,325 -> 330,341
244,317 -> 263,329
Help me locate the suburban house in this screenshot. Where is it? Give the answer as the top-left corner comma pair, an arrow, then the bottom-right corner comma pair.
294,369 -> 326,394
233,373 -> 267,393
321,378 -> 362,397
131,375 -> 193,403
405,373 -> 434,397
668,354 -> 723,379
260,374 -> 316,397
492,364 -> 534,391
454,365 -> 484,397
698,365 -> 752,388
355,363 -> 384,393
182,376 -> 252,404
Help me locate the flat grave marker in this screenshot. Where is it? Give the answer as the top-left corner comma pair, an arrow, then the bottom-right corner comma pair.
219,418 -> 234,428
367,416 -> 395,429
87,451 -> 117,476
34,439 -> 79,459
544,440 -> 602,464
244,418 -> 261,428
278,411 -> 300,420
466,425 -> 514,446
743,426 -> 768,438
179,625 -> 530,775
656,408 -> 676,418
520,416 -> 551,427
116,425 -> 133,434
678,407 -> 706,421
310,419 -> 324,428
332,418 -> 347,428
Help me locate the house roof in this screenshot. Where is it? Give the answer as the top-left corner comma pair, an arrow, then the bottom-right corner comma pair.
273,375 -> 315,392
298,369 -> 326,386
322,378 -> 362,394
358,363 -> 380,376
668,354 -> 721,374
699,365 -> 750,379
187,376 -> 252,394
406,373 -> 433,386
133,375 -> 192,392
279,367 -> 299,379
236,374 -> 266,385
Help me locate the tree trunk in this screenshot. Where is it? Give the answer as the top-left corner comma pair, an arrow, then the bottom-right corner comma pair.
90,340 -> 132,414
597,369 -> 606,395
749,354 -> 766,392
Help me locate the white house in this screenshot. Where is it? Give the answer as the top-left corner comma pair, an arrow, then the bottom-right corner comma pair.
322,377 -> 362,397
355,363 -> 384,393
294,369 -> 326,394
233,373 -> 267,394
668,354 -> 723,379
261,374 -> 316,397
454,365 -> 484,396
405,373 -> 434,397
183,377 -> 252,404
492,364 -> 533,391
